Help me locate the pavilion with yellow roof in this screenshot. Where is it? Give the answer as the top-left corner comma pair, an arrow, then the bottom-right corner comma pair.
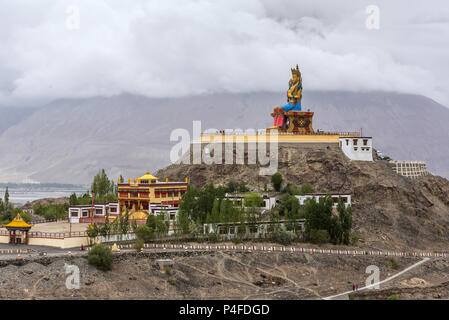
3,213 -> 33,245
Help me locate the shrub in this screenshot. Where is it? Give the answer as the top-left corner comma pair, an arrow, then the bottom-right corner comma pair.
271,172 -> 283,192
309,229 -> 330,245
208,233 -> 218,243
387,258 -> 399,270
134,239 -> 145,251
88,244 -> 114,271
274,230 -> 294,246
299,183 -> 314,194
232,237 -> 241,244
387,295 -> 399,300
168,277 -> 176,286
282,183 -> 301,195
350,234 -> 359,245
164,266 -> 173,275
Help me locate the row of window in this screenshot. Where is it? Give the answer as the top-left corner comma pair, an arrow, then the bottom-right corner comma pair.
354,147 -> 371,151
155,191 -> 186,198
345,139 -> 369,146
119,191 -> 186,198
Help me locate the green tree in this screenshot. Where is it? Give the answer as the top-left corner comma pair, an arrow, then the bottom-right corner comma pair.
91,169 -> 116,202
20,211 -> 31,223
338,198 -> 352,245
69,193 -> 78,206
4,186 -> 9,204
211,198 -> 221,224
136,225 -> 154,242
271,172 -> 283,192
304,195 -> 333,242
147,213 -> 169,238
175,210 -> 191,235
131,219 -> 138,233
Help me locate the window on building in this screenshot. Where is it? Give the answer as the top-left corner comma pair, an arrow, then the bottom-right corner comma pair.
70,211 -> 78,217
353,139 -> 358,146
354,147 -> 358,151
346,139 -> 349,146
363,139 -> 368,146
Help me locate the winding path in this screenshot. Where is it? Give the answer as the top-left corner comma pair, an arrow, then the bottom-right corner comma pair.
322,258 -> 430,300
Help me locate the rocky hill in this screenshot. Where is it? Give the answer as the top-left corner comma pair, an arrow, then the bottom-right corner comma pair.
21,197 -> 69,210
156,143 -> 449,252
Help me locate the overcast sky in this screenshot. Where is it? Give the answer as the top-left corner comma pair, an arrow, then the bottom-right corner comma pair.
0,0 -> 448,107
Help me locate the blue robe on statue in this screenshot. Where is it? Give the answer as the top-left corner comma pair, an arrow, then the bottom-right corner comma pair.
282,102 -> 302,112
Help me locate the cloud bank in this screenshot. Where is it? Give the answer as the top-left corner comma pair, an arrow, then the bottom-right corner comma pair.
0,0 -> 448,107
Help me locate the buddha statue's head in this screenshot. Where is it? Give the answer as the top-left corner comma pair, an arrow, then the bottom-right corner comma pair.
291,64 -> 301,83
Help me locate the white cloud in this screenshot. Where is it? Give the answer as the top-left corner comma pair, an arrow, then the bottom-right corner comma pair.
0,0 -> 448,107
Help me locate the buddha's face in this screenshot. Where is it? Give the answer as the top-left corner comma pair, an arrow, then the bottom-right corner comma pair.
292,73 -> 298,83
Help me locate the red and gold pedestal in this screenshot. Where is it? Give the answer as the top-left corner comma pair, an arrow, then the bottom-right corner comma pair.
268,107 -> 314,134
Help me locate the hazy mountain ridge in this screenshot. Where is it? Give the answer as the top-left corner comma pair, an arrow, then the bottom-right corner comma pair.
0,91 -> 447,183
0,106 -> 37,135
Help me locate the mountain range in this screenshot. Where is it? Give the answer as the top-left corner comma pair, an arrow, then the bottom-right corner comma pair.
0,91 -> 447,184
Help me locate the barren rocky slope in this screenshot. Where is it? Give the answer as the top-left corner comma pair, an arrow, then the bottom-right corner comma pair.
1,251 -> 448,300
157,144 -> 449,252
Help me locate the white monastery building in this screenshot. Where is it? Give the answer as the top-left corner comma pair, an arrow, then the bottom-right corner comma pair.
339,137 -> 373,161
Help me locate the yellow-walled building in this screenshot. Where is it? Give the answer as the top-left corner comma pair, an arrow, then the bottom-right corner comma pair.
117,171 -> 188,212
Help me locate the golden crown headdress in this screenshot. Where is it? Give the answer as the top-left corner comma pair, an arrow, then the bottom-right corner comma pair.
291,64 -> 301,77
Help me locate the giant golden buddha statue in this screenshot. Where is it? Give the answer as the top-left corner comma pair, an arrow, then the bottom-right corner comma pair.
286,64 -> 303,110
269,64 -> 313,134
